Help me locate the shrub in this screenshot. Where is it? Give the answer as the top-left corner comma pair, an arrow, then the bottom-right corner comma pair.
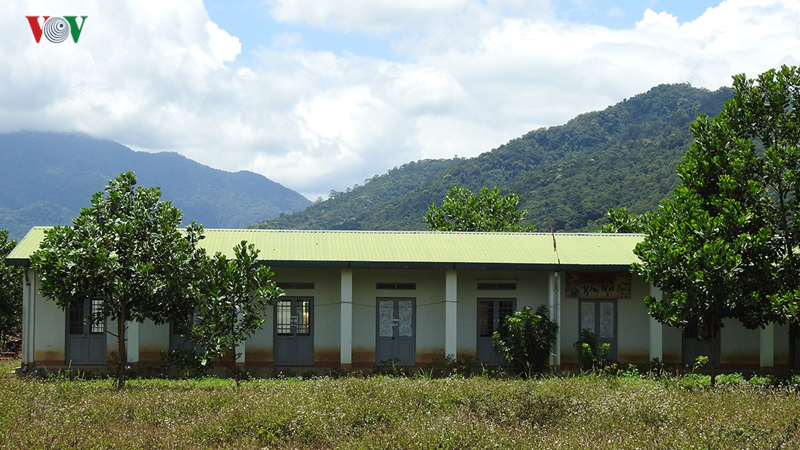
574,329 -> 613,373
492,305 -> 558,378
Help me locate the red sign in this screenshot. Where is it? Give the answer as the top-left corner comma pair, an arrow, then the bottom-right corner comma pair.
565,272 -> 631,299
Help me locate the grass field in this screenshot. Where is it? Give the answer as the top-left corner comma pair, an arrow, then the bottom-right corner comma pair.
1,360 -> 799,449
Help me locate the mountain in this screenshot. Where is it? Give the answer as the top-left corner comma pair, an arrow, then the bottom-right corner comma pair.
0,132 -> 311,239
253,83 -> 733,231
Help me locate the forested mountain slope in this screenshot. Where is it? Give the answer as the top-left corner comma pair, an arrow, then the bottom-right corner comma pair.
0,132 -> 310,239
253,83 -> 732,231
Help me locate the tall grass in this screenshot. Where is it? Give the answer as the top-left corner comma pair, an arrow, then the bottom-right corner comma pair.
0,360 -> 799,449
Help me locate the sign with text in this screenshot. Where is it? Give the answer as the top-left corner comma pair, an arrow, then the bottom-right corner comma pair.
565,272 -> 632,299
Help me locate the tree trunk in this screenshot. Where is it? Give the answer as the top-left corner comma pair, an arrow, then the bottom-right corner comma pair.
116,306 -> 127,389
709,314 -> 717,387
790,323 -> 797,369
233,344 -> 240,387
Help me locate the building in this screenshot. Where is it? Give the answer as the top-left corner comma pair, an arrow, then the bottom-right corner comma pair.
5,227 -> 787,372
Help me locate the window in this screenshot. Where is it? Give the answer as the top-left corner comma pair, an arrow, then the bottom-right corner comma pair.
68,303 -> 84,335
276,298 -> 312,336
376,282 -> 416,290
477,282 -> 517,291
478,299 -> 515,337
89,299 -> 104,334
276,282 -> 315,290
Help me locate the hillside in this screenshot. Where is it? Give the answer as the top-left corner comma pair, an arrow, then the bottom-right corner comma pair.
253,83 -> 732,231
0,132 -> 310,239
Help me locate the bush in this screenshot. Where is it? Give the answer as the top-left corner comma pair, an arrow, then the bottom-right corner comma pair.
492,305 -> 558,378
574,329 -> 613,373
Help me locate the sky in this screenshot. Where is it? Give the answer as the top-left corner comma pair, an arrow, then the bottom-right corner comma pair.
3,1 -> 800,200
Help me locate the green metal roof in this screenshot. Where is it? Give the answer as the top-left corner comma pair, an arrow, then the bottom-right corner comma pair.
6,227 -> 644,270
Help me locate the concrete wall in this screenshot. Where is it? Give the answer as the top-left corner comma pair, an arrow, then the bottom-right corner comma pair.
30,272 -> 67,366
349,268 -> 445,366
138,322 -> 169,364
720,320 -> 760,367
455,269 -> 550,361
774,323 -> 790,367
262,267 -> 342,366
24,266 -> 790,372
617,275 -> 651,363
561,273 -> 652,365
662,324 -> 683,366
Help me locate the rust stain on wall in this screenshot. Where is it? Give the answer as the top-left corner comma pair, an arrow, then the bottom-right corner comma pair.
457,351 -> 477,361
722,352 -> 759,366
34,350 -> 63,362
246,347 -> 273,363
139,348 -> 164,364
662,352 -> 681,365
352,348 -> 374,364
617,350 -> 649,364
314,348 -> 340,365
416,349 -> 446,365
560,353 -> 578,365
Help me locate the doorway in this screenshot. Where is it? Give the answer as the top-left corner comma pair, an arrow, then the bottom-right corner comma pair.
65,298 -> 106,364
274,297 -> 314,366
477,299 -> 515,365
579,299 -> 617,360
376,298 -> 416,366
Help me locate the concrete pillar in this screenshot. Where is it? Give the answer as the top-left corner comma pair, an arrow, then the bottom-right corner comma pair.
22,270 -> 32,366
648,285 -> 663,362
127,321 -> 139,363
760,323 -> 774,368
340,268 -> 353,368
445,270 -> 457,360
548,271 -> 561,367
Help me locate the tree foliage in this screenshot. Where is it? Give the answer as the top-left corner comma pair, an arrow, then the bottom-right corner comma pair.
0,230 -> 22,352
189,241 -> 283,384
723,67 -> 800,322
30,172 -> 207,388
633,66 -> 800,383
492,305 -> 558,378
425,186 -> 536,232
597,207 -> 652,233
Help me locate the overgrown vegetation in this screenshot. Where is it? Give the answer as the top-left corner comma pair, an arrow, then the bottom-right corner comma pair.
0,230 -> 21,353
574,329 -> 613,373
189,241 -> 284,384
3,359 -> 800,449
492,305 -> 557,377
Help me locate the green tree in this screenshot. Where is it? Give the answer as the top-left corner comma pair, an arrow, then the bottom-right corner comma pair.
190,241 -> 283,384
724,66 -> 800,364
30,172 -> 206,388
597,207 -> 651,233
492,305 -> 558,378
425,186 -> 535,232
0,230 -> 22,353
634,96 -> 778,385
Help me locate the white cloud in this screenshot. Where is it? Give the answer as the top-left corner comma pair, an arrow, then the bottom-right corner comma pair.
267,0 -> 471,34
606,6 -> 625,18
2,0 -> 800,202
205,21 -> 241,63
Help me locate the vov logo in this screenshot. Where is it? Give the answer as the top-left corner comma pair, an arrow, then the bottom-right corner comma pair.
26,16 -> 88,43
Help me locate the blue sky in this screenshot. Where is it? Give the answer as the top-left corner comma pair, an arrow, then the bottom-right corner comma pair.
3,0 -> 799,199
204,0 -> 722,64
